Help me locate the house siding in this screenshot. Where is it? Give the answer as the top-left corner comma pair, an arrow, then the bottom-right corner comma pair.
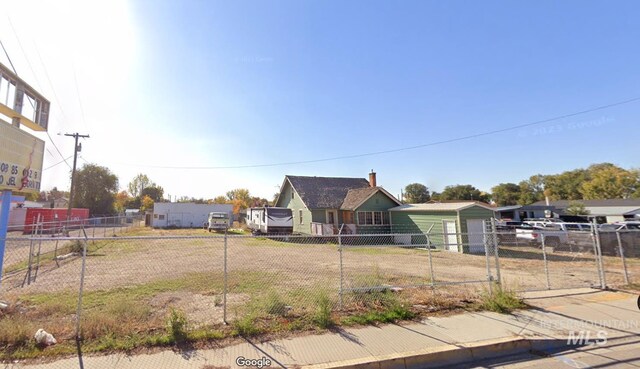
390,211 -> 458,247
354,191 -> 398,233
275,181 -> 312,233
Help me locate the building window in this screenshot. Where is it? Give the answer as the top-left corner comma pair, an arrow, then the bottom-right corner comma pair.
153,214 -> 158,219
299,210 -> 303,224
357,211 -> 390,226
291,191 -> 294,200
158,215 -> 165,220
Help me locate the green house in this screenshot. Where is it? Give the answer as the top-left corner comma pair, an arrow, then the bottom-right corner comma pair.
274,172 -> 402,234
389,202 -> 495,253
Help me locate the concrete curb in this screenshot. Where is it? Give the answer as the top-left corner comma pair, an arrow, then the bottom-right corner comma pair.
302,336 -> 570,369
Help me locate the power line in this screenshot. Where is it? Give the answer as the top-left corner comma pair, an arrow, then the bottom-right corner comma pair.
2,20 -> 72,170
46,132 -> 72,169
72,63 -> 89,133
43,155 -> 74,171
7,17 -> 43,91
0,39 -> 18,75
112,96 -> 640,170
34,42 -> 68,122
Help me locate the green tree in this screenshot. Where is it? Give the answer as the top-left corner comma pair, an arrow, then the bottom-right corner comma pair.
518,175 -> 546,205
114,190 -> 131,213
72,163 -> 119,216
140,185 -> 164,202
127,173 -> 152,197
404,183 -> 430,203
440,184 -> 490,202
543,169 -> 589,200
565,201 -> 590,216
140,195 -> 155,212
226,188 -> 252,210
491,183 -> 521,206
580,165 -> 638,199
211,195 -> 228,204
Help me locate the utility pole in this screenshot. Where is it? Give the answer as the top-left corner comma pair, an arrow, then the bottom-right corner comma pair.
65,133 -> 90,221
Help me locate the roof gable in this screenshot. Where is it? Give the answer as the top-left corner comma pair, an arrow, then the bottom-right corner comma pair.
284,175 -> 370,209
340,187 -> 402,210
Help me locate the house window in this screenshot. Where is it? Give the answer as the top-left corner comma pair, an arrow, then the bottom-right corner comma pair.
299,210 -> 303,224
153,214 -> 158,219
374,212 -> 382,225
159,215 -> 165,220
357,211 -> 390,226
291,191 -> 294,200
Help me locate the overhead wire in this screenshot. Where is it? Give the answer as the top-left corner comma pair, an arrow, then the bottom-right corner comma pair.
4,17 -> 72,170
43,155 -> 74,171
112,96 -> 640,170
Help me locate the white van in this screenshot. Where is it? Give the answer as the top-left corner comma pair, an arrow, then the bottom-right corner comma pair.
207,212 -> 231,232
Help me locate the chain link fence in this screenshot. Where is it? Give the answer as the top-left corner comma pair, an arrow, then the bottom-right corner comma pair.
1,220 -> 639,367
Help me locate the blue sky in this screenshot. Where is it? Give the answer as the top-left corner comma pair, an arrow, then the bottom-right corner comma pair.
2,0 -> 639,200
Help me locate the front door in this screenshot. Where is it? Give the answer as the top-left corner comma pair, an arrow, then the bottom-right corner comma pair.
443,220 -> 459,252
327,210 -> 336,226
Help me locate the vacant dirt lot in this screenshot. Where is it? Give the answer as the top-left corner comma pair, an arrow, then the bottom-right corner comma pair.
3,227 -> 636,301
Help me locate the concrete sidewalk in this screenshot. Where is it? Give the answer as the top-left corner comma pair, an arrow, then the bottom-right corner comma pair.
8,288 -> 639,369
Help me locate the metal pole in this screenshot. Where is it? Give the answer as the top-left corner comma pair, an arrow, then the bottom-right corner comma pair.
593,219 -> 606,289
338,224 -> 344,310
491,218 -> 501,286
615,231 -> 629,285
426,235 -> 435,286
483,223 -> 493,295
223,228 -> 228,324
75,231 -> 89,369
0,190 -> 11,289
541,234 -> 551,290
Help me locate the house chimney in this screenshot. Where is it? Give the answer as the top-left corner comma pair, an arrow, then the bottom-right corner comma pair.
369,170 -> 377,187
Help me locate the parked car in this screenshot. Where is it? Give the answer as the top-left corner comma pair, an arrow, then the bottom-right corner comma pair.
597,222 -> 640,257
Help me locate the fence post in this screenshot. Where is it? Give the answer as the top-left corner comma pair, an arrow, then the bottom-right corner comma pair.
426,235 -> 435,286
491,218 -> 501,287
483,222 -> 494,295
540,234 -> 551,290
75,231 -> 89,369
615,230 -> 630,285
593,220 -> 606,289
338,224 -> 344,310
223,229 -> 228,324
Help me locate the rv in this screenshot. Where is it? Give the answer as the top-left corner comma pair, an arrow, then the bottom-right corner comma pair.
207,211 -> 232,232
247,207 -> 293,234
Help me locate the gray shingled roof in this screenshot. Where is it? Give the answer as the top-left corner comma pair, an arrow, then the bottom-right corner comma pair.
286,175 -> 370,209
340,187 -> 379,210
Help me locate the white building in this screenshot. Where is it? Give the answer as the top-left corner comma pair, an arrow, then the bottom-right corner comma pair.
151,202 -> 233,228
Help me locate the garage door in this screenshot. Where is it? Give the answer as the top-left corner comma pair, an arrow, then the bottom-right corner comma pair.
467,219 -> 486,254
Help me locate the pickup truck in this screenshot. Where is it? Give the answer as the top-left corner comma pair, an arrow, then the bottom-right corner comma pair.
517,222 -> 591,248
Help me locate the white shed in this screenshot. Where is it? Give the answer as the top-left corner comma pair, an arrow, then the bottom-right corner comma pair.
151,203 -> 233,228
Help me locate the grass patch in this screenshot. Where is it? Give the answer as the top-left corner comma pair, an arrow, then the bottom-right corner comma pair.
166,309 -> 188,343
312,292 -> 334,329
477,284 -> 526,313
232,314 -> 262,337
342,305 -> 414,325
